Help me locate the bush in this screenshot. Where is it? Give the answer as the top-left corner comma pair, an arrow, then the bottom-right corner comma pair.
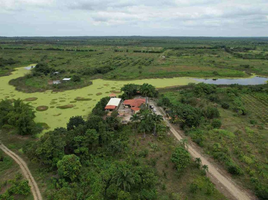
211,119 -> 222,129
221,102 -> 230,109
227,163 -> 242,175
189,183 -> 199,194
204,107 -> 220,119
255,184 -> 268,200
72,75 -> 81,82
194,83 -> 217,96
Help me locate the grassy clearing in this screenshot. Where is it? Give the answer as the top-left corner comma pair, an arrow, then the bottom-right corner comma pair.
130,134 -> 226,200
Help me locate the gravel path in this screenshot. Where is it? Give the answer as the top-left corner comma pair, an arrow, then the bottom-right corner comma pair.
0,143 -> 42,200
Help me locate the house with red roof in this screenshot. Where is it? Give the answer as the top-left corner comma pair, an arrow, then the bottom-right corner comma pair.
123,98 -> 146,114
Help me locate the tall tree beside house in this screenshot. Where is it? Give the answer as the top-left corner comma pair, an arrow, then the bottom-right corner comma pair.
121,84 -> 139,99
130,114 -> 140,129
139,83 -> 158,98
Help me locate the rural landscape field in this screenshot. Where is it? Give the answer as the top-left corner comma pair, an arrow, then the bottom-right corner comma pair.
0,36 -> 268,200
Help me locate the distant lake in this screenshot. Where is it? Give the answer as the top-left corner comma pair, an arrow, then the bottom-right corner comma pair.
193,76 -> 268,85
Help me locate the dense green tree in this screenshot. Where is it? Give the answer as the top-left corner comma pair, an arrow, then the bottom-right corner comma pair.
72,75 -> 81,82
171,103 -> 202,129
0,99 -> 13,127
25,128 -> 67,168
91,97 -> 110,116
33,62 -> 51,76
67,116 -> 85,130
171,146 -> 191,175
57,154 -> 82,182
0,99 -> 39,135
139,83 -> 158,97
121,84 -> 139,99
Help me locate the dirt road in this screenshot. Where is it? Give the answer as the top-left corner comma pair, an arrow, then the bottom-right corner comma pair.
0,143 -> 42,200
151,101 -> 256,200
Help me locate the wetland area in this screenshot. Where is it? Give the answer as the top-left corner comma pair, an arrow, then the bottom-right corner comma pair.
1,65 -> 267,134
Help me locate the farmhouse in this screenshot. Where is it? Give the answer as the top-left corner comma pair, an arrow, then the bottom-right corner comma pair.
105,98 -> 122,111
123,98 -> 146,114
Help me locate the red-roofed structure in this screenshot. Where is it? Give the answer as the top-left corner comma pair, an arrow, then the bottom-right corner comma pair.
105,105 -> 117,110
123,98 -> 146,113
109,93 -> 117,98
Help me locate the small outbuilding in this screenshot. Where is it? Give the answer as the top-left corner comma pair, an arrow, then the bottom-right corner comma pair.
105,98 -> 122,111
53,80 -> 61,85
62,78 -> 71,81
109,93 -> 117,98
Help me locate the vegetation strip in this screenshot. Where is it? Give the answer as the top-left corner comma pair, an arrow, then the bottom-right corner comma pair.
0,142 -> 42,200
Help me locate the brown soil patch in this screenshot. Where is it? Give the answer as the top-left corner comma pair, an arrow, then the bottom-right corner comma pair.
36,106 -> 48,111
75,97 -> 92,101
57,104 -> 75,109
24,97 -> 38,101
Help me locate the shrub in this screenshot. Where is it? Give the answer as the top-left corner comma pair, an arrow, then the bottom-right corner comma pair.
189,182 -> 199,194
221,102 -> 230,109
255,184 -> 268,200
72,75 -> 81,82
211,119 -> 222,129
227,163 -> 242,175
204,107 -> 220,119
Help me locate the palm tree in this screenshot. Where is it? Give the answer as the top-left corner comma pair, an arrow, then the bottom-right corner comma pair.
180,138 -> 188,149
139,121 -> 150,138
116,168 -> 135,192
130,114 -> 140,129
202,165 -> 209,174
151,114 -> 163,136
195,158 -> 202,168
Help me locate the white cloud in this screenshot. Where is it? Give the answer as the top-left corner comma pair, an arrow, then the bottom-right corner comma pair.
0,0 -> 267,36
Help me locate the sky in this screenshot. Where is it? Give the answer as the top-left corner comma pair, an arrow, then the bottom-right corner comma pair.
0,0 -> 268,37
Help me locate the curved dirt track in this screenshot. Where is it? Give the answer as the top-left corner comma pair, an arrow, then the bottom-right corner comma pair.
0,143 -> 42,200
151,101 -> 257,200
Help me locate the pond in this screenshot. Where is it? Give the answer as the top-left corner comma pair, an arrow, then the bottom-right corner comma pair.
0,65 -> 267,134
194,76 -> 268,85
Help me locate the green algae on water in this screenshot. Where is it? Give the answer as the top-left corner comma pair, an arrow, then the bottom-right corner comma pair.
0,65 -> 197,133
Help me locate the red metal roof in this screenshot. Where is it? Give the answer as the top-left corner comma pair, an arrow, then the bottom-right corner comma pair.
105,105 -> 117,110
123,99 -> 146,108
131,107 -> 140,111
